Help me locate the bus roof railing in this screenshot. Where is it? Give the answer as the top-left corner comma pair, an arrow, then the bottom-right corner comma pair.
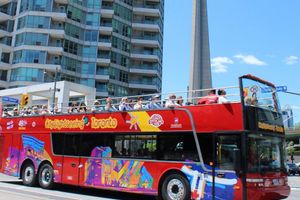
0,84 -> 275,117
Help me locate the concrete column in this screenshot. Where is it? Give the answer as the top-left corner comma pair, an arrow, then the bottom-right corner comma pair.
56,83 -> 69,113
189,0 -> 212,102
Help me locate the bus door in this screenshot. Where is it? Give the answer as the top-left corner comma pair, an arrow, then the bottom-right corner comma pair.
213,134 -> 243,200
62,134 -> 80,185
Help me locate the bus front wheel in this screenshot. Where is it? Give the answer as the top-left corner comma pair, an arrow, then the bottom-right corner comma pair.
38,163 -> 54,189
22,163 -> 37,187
161,173 -> 190,200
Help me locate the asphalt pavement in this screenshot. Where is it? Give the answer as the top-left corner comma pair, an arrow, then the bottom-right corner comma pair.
0,173 -> 299,199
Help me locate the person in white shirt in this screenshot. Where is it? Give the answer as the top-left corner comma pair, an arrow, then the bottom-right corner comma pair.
218,89 -> 229,103
119,97 -> 132,111
134,96 -> 144,110
165,94 -> 179,108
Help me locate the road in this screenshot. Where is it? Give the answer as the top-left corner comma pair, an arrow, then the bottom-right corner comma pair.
0,173 -> 299,199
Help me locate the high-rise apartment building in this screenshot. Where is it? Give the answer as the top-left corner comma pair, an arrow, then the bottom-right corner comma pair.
0,0 -> 163,98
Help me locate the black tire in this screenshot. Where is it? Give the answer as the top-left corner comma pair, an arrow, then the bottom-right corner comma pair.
38,163 -> 54,189
22,163 -> 37,186
161,173 -> 190,200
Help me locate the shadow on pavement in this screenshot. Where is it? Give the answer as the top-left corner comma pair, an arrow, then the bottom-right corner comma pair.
1,181 -> 156,200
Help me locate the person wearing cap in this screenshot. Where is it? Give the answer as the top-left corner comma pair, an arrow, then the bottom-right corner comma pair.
119,97 -> 132,111
146,94 -> 162,109
165,94 -> 179,108
105,97 -> 118,111
92,100 -> 102,112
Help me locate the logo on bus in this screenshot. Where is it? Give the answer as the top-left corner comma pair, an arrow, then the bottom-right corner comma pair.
6,120 -> 14,130
18,120 -> 27,130
149,114 -> 164,128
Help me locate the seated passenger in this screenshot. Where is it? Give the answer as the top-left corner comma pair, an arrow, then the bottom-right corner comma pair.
2,108 -> 11,117
105,97 -> 118,111
165,94 -> 179,108
119,97 -> 132,111
41,105 -> 49,115
146,94 -> 162,109
68,102 -> 78,113
52,106 -> 61,114
134,96 -> 144,110
218,89 -> 229,103
197,89 -> 218,104
31,106 -> 39,115
91,100 -> 102,112
176,96 -> 184,106
12,107 -> 19,116
79,102 -> 87,113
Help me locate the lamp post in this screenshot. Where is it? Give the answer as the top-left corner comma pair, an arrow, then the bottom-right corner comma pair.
52,67 -> 58,113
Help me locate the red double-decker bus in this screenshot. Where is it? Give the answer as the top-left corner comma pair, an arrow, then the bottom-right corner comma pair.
0,75 -> 290,200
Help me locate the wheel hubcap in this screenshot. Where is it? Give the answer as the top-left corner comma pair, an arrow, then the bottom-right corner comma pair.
167,179 -> 185,200
41,168 -> 52,186
24,166 -> 34,183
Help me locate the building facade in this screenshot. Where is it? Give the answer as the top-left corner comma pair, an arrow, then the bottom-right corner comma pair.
0,0 -> 163,98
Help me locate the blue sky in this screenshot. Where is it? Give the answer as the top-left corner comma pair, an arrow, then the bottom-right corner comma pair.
162,0 -> 300,124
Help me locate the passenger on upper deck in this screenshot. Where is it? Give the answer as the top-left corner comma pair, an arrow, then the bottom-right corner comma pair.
105,97 -> 118,112
12,107 -> 19,116
92,100 -> 102,112
41,105 -> 49,115
197,89 -> 218,105
68,102 -> 78,113
52,106 -> 61,114
133,96 -> 144,110
217,89 -> 229,104
79,102 -> 87,113
31,106 -> 39,115
165,94 -> 180,108
146,94 -> 162,109
119,97 -> 132,111
2,108 -> 11,117
176,96 -> 184,106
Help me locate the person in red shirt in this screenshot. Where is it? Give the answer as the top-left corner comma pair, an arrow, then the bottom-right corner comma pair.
197,89 -> 218,104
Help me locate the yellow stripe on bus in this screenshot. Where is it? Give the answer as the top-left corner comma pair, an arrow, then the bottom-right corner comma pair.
129,112 -> 161,132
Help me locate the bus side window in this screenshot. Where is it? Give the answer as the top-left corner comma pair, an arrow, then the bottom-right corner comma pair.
157,132 -> 198,161
64,134 -> 80,156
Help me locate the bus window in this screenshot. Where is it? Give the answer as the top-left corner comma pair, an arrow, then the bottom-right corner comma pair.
157,132 -> 199,161
113,135 -> 157,159
197,134 -> 213,165
63,134 -> 80,156
79,134 -> 113,157
52,133 -> 64,155
216,135 -> 241,171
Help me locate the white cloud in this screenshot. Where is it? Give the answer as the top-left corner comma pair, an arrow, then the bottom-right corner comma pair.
292,105 -> 300,110
211,57 -> 234,73
285,56 -> 298,65
234,54 -> 267,66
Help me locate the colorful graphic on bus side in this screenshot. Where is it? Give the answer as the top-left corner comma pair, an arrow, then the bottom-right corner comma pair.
84,147 -> 155,193
4,135 -> 52,176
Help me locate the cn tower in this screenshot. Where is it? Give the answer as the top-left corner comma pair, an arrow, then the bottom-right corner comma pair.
189,0 -> 212,99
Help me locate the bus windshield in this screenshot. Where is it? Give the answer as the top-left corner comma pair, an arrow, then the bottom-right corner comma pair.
247,134 -> 285,173
242,75 -> 281,113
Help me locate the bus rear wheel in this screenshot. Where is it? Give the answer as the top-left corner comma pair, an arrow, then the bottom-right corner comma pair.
22,163 -> 37,187
38,163 -> 54,189
161,173 -> 190,200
